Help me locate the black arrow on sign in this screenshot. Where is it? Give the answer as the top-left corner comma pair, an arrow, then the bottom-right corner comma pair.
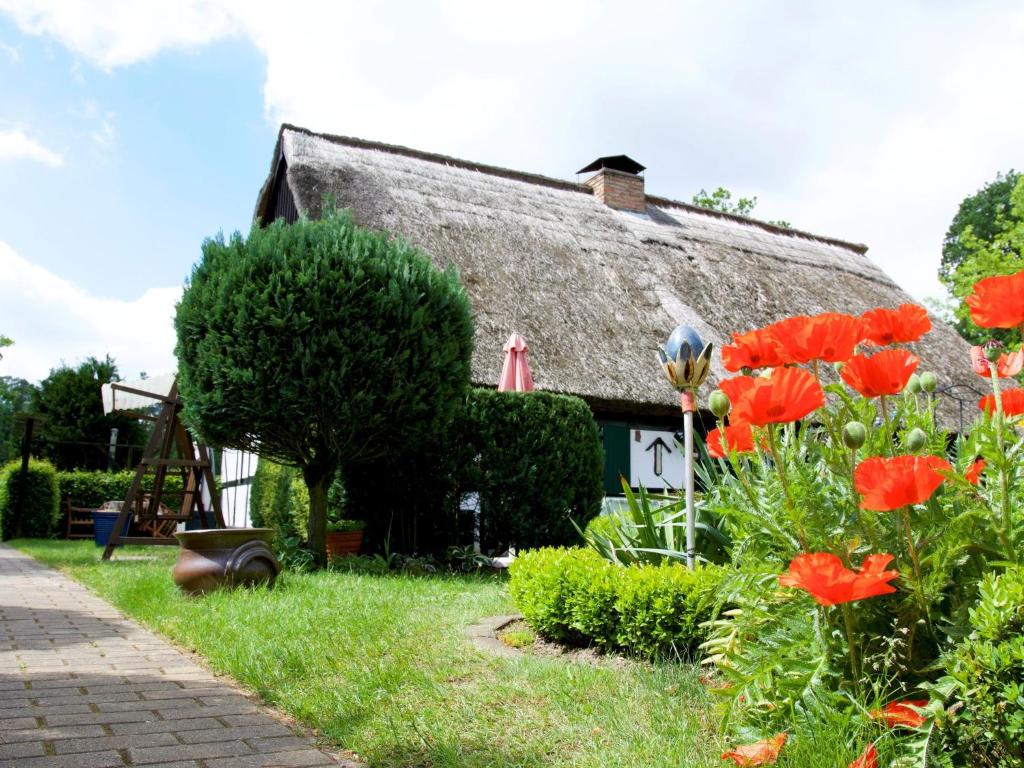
645,436 -> 673,476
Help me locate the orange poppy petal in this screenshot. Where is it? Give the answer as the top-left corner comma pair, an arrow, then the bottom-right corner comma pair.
870,700 -> 928,729
979,388 -> 1024,417
707,424 -> 755,459
768,312 -> 864,364
861,304 -> 931,345
840,349 -> 920,398
779,552 -> 899,607
854,455 -> 951,511
722,329 -> 789,371
965,458 -> 986,485
971,346 -> 1024,378
966,271 -> 1024,329
848,743 -> 878,768
721,733 -> 787,765
730,367 -> 825,426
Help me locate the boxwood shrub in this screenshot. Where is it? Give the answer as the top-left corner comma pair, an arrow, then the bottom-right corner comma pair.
941,566 -> 1024,766
0,459 -> 60,539
509,546 -> 725,658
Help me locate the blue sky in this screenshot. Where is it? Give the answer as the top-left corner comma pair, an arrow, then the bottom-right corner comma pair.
0,16 -> 270,297
1,1 -> 1022,383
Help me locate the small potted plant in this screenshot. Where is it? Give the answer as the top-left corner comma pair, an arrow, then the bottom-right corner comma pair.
325,518 -> 365,559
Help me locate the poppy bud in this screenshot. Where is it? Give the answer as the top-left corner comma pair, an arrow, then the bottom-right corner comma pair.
740,366 -> 753,376
842,421 -> 867,450
903,427 -> 927,452
709,390 -> 731,418
920,371 -> 937,393
906,374 -> 923,394
983,341 -> 1004,363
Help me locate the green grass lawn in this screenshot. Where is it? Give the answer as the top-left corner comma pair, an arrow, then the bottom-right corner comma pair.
12,540 -> 729,768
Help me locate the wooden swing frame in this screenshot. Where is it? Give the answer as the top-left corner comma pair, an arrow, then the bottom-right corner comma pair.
101,380 -> 225,560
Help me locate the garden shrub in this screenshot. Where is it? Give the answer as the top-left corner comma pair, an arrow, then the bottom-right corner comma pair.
468,389 -> 604,552
175,206 -> 474,563
940,566 -> 1024,767
250,457 -> 341,542
0,459 -> 60,539
509,546 -> 724,657
57,470 -> 184,510
345,387 -> 603,556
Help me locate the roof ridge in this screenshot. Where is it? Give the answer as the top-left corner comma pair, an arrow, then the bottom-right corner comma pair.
279,123 -> 869,256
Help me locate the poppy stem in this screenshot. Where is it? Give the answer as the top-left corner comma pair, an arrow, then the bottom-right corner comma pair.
767,424 -> 804,548
901,505 -> 934,635
849,448 -> 881,550
988,362 -> 1018,564
840,603 -> 862,691
722,420 -> 760,513
879,395 -> 895,455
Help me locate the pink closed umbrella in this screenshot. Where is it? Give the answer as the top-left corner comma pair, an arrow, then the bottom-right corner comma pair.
497,333 -> 535,392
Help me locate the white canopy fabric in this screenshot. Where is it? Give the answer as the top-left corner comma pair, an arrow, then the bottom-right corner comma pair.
101,373 -> 176,414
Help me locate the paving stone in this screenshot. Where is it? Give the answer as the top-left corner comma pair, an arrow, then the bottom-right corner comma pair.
0,544 -> 349,767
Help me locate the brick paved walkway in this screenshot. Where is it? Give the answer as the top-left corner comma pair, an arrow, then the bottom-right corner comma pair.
0,544 -> 354,767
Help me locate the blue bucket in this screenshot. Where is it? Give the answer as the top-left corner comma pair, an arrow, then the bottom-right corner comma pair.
93,510 -> 131,547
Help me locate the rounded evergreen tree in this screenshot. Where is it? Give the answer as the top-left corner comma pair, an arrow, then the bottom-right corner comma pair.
175,208 -> 474,563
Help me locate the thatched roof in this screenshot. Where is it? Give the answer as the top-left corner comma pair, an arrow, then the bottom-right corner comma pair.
255,124 -> 976,426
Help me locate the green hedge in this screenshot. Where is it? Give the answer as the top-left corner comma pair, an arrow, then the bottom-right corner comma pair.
508,547 -> 725,658
57,470 -> 185,510
942,566 -> 1024,766
250,458 -> 339,541
0,459 -> 60,540
345,388 -> 604,555
468,389 -> 604,552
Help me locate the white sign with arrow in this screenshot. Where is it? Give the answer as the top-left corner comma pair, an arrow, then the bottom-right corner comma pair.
629,429 -> 685,490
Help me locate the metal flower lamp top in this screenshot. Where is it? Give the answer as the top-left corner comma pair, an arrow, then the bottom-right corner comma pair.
657,324 -> 713,394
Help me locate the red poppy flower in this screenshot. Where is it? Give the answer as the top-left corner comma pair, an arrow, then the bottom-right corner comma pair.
767,313 -> 864,364
778,553 -> 899,606
707,424 -> 755,458
965,458 -> 986,485
966,271 -> 1024,329
970,346 -> 1024,378
848,743 -> 878,768
729,367 -> 825,426
721,733 -> 787,766
718,375 -> 759,407
854,455 -> 952,511
860,304 -> 931,346
840,349 -> 920,398
722,328 -> 789,371
870,700 -> 928,729
979,388 -> 1024,417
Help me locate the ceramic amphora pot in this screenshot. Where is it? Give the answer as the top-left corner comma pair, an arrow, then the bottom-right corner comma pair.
173,528 -> 280,595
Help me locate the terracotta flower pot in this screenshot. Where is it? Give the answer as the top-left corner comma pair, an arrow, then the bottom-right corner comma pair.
172,528 -> 281,595
325,530 -> 364,559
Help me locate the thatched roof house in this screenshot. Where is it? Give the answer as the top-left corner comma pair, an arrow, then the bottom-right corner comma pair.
254,125 -> 976,445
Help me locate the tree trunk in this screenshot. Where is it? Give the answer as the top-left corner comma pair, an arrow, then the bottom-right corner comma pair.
304,466 -> 329,568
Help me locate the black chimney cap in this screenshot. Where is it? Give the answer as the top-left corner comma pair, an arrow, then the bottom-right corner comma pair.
576,155 -> 646,176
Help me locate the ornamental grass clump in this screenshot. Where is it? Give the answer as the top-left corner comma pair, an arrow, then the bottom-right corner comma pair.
699,273 -> 1024,765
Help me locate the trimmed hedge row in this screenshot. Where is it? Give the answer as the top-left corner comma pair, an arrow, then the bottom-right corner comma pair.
0,459 -> 60,540
344,388 -> 605,555
509,547 -> 725,658
57,470 -> 185,510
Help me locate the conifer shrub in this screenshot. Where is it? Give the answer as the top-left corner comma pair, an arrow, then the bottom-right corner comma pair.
509,547 -> 724,657
175,208 -> 473,563
0,459 -> 60,539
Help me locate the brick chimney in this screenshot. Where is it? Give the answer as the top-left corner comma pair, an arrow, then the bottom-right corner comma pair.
578,155 -> 646,212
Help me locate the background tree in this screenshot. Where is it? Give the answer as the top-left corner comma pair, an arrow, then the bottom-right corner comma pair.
0,376 -> 37,463
175,209 -> 474,564
32,356 -> 147,470
691,186 -> 791,228
940,171 -> 1023,346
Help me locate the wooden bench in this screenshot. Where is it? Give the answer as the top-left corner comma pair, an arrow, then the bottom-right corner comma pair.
64,498 -> 95,540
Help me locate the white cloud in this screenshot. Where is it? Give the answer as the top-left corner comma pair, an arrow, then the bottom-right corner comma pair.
0,128 -> 63,166
0,241 -> 179,383
0,0 -> 238,70
2,1 -> 1023,305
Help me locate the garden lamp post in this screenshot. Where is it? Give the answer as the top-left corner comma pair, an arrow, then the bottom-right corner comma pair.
657,325 -> 713,569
